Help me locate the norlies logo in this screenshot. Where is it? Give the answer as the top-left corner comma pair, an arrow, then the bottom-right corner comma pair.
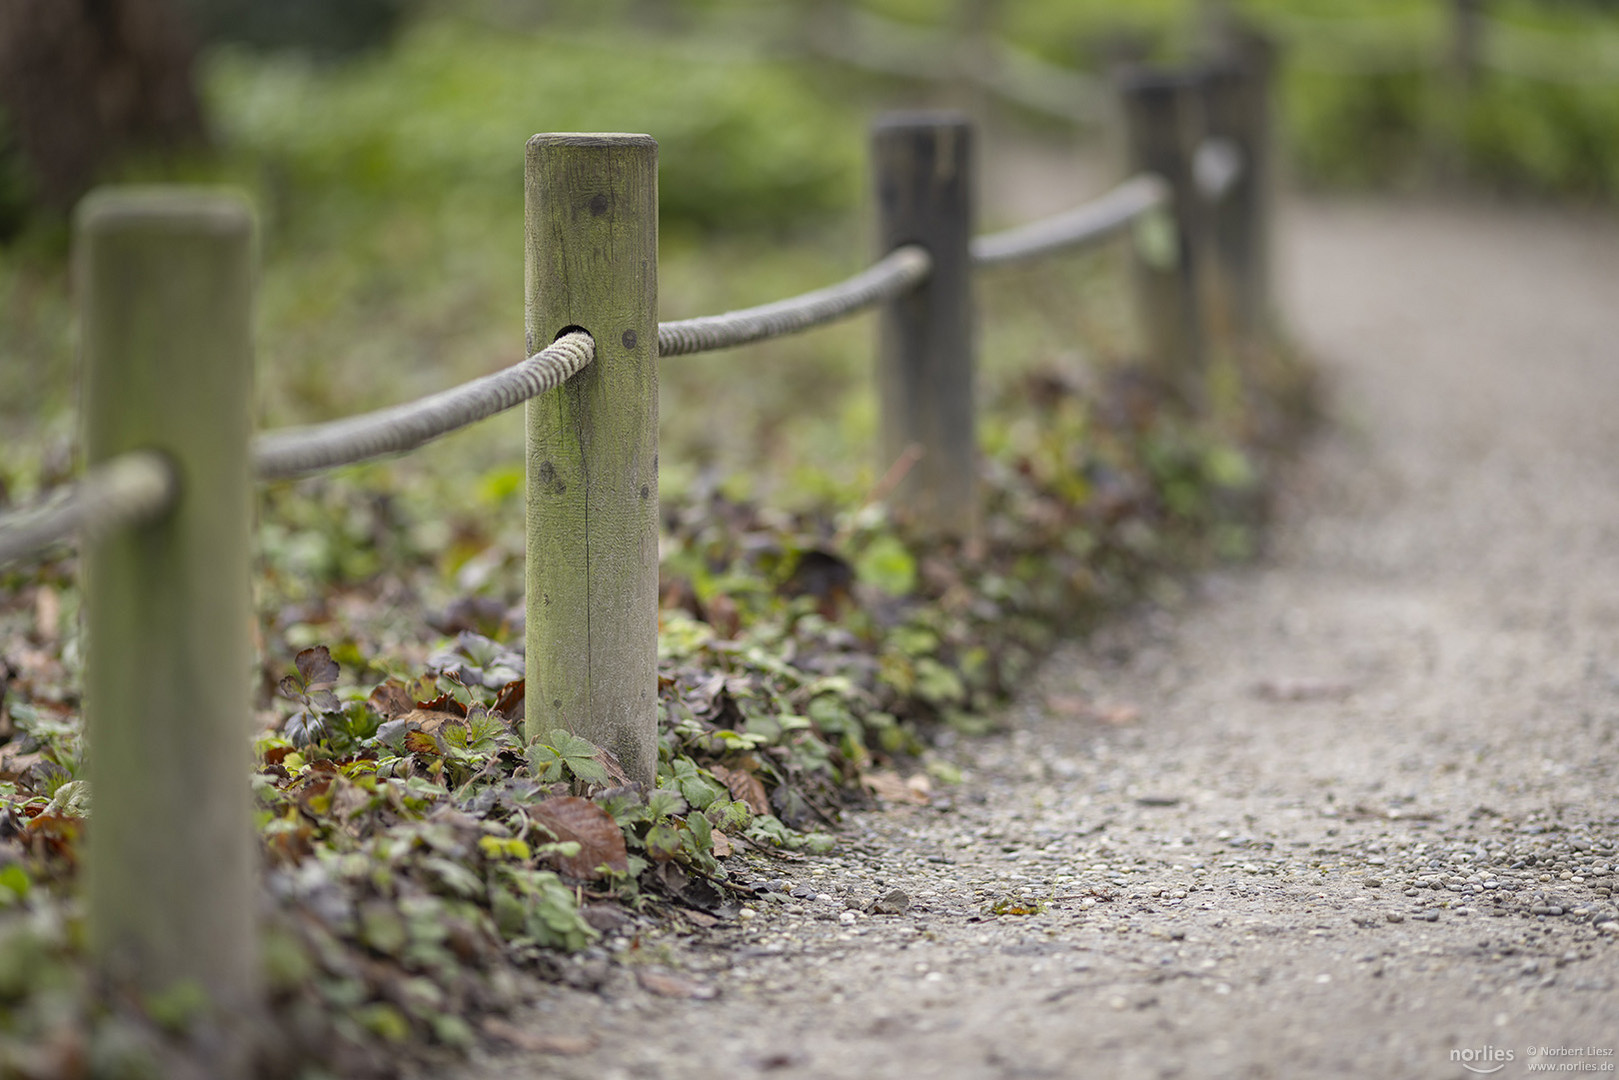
1453,1046 -> 1517,1074
1457,1049 -> 1515,1075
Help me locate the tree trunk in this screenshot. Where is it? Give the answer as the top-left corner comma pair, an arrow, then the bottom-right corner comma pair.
0,0 -> 206,213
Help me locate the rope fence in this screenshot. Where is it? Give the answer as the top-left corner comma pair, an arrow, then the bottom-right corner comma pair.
0,452 -> 175,566
657,244 -> 933,357
255,331 -> 595,480
971,173 -> 1168,268
0,39 -> 1275,1066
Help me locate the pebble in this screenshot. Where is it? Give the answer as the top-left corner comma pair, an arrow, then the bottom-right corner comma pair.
870,889 -> 912,916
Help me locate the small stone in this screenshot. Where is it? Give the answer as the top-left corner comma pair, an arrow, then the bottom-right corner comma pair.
838,910 -> 857,925
870,889 -> 911,916
738,908 -> 757,922
1386,913 -> 1405,923
1365,878 -> 1383,888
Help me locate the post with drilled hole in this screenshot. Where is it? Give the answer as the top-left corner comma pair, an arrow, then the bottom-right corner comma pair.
1203,31 -> 1276,346
77,189 -> 258,1077
873,112 -> 977,538
525,134 -> 660,788
1118,68 -> 1207,384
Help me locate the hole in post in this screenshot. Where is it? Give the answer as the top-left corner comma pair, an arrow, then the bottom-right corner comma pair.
553,325 -> 591,344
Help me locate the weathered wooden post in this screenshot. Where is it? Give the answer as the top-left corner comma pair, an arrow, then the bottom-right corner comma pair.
1202,31 -> 1276,346
873,112 -> 977,538
77,189 -> 258,1076
1118,68 -> 1207,384
524,134 -> 660,788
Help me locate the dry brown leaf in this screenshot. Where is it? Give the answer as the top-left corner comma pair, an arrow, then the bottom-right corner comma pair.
480,1018 -> 596,1055
864,770 -> 930,806
0,748 -> 43,784
396,709 -> 466,734
492,678 -> 525,719
709,830 -> 734,858
708,763 -> 770,815
33,585 -> 59,644
531,796 -> 629,879
1253,678 -> 1353,703
637,968 -> 718,999
367,680 -> 415,720
1044,695 -> 1141,725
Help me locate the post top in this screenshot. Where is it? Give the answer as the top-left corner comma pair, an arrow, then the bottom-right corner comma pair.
872,110 -> 973,134
1115,65 -> 1207,97
527,133 -> 657,151
76,187 -> 253,236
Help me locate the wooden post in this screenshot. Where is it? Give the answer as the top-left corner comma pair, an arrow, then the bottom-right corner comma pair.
76,189 -> 257,1076
524,135 -> 660,788
1449,0 -> 1483,93
1441,0 -> 1484,180
1202,31 -> 1275,346
1118,68 -> 1207,383
873,112 -> 976,538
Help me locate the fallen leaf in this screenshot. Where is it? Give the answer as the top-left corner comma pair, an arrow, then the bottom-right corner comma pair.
480,1018 -> 596,1055
864,770 -> 929,806
637,968 -> 717,1000
492,678 -> 525,719
367,680 -> 415,720
530,796 -> 629,879
708,763 -> 770,815
1253,678 -> 1353,703
710,831 -> 734,858
295,646 -> 340,690
1044,694 -> 1140,725
0,748 -> 43,784
404,730 -> 441,756
32,585 -> 59,645
396,709 -> 466,734
413,692 -> 469,717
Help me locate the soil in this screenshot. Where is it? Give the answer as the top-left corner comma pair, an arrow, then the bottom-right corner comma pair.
448,194 -> 1619,1079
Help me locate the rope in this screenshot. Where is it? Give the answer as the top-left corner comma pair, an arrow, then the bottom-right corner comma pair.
971,174 -> 1169,268
0,451 -> 176,567
657,245 -> 932,357
255,331 -> 595,480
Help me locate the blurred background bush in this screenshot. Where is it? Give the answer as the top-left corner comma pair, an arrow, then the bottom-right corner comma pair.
1,0 -> 1615,527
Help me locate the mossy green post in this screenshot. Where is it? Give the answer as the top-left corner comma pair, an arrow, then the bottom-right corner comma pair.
524,135 -> 660,788
1119,68 -> 1207,384
1203,31 -> 1276,348
77,189 -> 258,1077
873,113 -> 977,539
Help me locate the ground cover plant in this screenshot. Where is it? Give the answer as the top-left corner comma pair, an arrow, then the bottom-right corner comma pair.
1,6 -> 1314,1078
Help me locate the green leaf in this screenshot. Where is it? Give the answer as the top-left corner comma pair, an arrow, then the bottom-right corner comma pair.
534,729 -> 610,784
646,787 -> 688,820
685,810 -> 713,853
644,823 -> 684,862
854,533 -> 917,596
0,865 -> 30,905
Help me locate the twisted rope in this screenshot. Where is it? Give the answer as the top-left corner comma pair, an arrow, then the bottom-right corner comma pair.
0,451 -> 176,567
657,245 -> 932,357
254,331 -> 595,480
971,174 -> 1170,268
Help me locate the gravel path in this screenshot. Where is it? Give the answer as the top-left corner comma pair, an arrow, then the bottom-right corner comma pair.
451,199 -> 1619,1079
